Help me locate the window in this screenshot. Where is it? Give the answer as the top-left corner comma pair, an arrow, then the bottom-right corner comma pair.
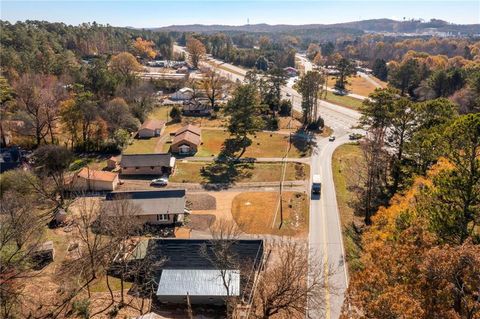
151,166 -> 155,170
135,167 -> 139,170
156,214 -> 168,221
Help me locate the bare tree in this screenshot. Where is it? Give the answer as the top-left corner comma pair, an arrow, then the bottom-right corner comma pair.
251,241 -> 328,319
201,68 -> 227,109
200,219 -> 243,318
0,191 -> 45,318
101,197 -> 144,307
186,37 -> 206,69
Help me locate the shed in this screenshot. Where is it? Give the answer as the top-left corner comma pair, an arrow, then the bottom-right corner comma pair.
137,119 -> 166,139
71,167 -> 119,191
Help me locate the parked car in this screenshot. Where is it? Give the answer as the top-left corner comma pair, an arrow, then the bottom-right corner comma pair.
150,177 -> 168,187
329,135 -> 336,141
286,92 -> 292,97
349,133 -> 363,140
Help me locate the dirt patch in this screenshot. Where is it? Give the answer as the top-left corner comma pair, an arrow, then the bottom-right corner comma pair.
232,191 -> 309,237
186,193 -> 217,210
186,214 -> 216,231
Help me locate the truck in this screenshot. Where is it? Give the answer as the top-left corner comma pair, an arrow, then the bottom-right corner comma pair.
312,174 -> 322,195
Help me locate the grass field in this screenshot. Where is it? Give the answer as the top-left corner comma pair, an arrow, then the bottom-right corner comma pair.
323,91 -> 364,110
231,191 -> 309,237
123,137 -> 160,154
197,129 -> 311,158
326,75 -> 385,97
170,161 -> 309,183
332,143 -> 365,272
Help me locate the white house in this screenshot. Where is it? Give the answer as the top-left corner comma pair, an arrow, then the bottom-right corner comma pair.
171,87 -> 194,101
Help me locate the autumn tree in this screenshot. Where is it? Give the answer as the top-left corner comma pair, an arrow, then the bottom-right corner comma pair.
306,43 -> 321,60
110,52 -> 142,86
201,68 -> 226,109
388,59 -> 423,96
223,84 -> 264,158
14,73 -> 66,146
186,37 -> 206,69
133,37 -> 156,59
0,76 -> 14,147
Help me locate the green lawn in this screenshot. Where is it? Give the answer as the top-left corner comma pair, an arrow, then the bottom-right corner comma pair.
197,129 -> 311,158
123,137 -> 160,154
332,143 -> 365,272
323,91 -> 364,110
170,161 -> 309,183
90,276 -> 133,293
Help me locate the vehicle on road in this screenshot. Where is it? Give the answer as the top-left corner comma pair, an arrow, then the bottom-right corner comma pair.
349,133 -> 363,140
312,174 -> 322,195
286,92 -> 292,97
329,135 -> 336,141
150,177 -> 168,187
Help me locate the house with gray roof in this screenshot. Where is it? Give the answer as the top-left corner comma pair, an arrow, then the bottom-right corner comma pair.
124,239 -> 264,306
105,189 -> 189,225
120,153 -> 175,176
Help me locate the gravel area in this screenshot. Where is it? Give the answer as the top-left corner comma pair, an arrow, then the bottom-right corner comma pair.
186,193 -> 216,210
187,214 -> 216,231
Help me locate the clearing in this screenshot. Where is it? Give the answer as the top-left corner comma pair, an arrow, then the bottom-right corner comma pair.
197,129 -> 311,158
323,91 -> 364,110
326,74 -> 385,97
231,191 -> 309,237
170,161 -> 309,183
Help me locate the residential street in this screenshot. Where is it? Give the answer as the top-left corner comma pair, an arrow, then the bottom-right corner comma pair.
176,44 -> 363,318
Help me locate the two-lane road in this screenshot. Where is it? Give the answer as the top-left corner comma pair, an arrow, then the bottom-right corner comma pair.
175,45 -> 362,318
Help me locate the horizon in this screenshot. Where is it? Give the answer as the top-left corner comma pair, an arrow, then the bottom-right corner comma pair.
1,1 -> 478,28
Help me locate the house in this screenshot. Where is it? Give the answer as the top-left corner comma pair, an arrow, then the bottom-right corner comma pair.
170,125 -> 201,155
0,147 -> 25,173
120,153 -> 175,176
71,167 -> 119,191
126,239 -> 264,306
171,87 -> 194,101
182,99 -> 213,116
137,119 -> 166,139
284,67 -> 298,77
105,189 -> 189,225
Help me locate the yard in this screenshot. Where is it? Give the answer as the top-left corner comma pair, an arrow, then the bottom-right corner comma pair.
323,91 -> 364,110
197,129 -> 312,158
332,143 -> 365,271
231,191 -> 309,237
170,161 -> 309,183
123,136 -> 161,154
149,105 -> 225,128
326,75 -> 386,97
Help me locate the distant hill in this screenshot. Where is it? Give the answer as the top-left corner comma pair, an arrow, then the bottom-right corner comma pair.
152,19 -> 479,35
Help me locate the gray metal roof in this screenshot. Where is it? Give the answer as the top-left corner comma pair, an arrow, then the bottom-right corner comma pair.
105,190 -> 186,215
156,269 -> 240,297
120,153 -> 173,168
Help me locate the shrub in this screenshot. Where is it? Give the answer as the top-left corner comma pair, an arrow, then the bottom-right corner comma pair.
279,99 -> 292,116
169,106 -> 182,123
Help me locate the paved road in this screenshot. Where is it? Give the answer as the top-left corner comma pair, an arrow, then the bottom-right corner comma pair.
176,44 -> 363,318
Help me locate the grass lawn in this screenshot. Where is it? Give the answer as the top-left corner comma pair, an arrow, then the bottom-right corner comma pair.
326,75 -> 385,97
90,276 -> 132,293
232,191 -> 309,237
170,161 -> 309,183
323,91 -> 364,110
197,129 -> 311,158
332,143 -> 365,272
123,137 -> 160,154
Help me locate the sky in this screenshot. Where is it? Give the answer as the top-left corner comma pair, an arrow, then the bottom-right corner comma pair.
1,1 -> 479,28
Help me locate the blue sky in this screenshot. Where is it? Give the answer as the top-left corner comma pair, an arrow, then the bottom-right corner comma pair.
1,1 -> 478,27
